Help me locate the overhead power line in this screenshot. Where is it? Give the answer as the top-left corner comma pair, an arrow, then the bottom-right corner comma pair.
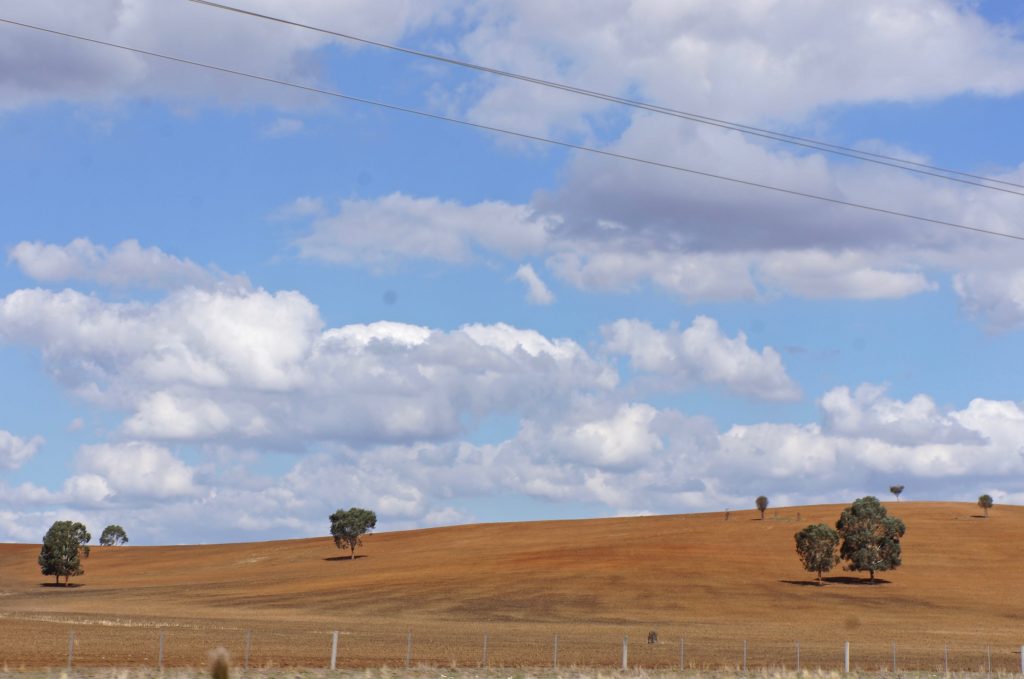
189,0 -> 1024,197
3,16 -> 1023,244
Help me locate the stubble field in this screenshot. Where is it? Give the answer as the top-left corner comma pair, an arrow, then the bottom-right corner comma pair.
1,502 -> 1021,672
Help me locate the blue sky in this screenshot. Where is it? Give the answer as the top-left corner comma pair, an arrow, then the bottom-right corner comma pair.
2,0 -> 1024,544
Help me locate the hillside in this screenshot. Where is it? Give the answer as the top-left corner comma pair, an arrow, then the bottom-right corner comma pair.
1,502 -> 1021,670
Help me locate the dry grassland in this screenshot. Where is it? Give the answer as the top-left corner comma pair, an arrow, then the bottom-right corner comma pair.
1,503 -> 1022,672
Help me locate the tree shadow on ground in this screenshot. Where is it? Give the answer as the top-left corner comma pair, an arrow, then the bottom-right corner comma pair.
323,555 -> 368,562
39,582 -> 85,588
780,576 -> 890,586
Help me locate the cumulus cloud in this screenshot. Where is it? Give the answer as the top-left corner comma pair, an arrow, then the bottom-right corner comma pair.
953,269 -> 1024,331
215,1 -> 1024,319
821,384 -> 985,446
293,193 -> 553,266
513,263 -> 555,305
0,286 -> 615,447
603,316 -> 800,401
758,250 -> 937,300
0,0 -> 453,110
456,2 -> 1024,135
0,430 -> 44,469
74,441 -> 198,499
8,238 -> 227,289
4,381 -> 1024,542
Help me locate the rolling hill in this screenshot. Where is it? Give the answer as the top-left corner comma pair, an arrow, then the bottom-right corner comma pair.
1,502 -> 1021,670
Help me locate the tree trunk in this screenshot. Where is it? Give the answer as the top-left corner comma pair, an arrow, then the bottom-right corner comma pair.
350,546 -> 355,560
817,570 -> 823,586
984,507 -> 989,517
55,574 -> 59,585
759,510 -> 765,520
869,569 -> 875,583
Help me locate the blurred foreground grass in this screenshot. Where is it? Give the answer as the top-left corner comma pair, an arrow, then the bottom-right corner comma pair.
0,669 -> 1021,679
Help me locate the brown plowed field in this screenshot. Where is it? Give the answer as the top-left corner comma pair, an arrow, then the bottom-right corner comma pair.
1,502 -> 1022,672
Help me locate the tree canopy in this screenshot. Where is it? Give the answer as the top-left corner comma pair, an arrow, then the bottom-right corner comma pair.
38,520 -> 91,586
794,523 -> 840,585
755,495 -> 769,520
99,525 -> 129,546
889,485 -> 904,501
978,494 -> 993,517
836,496 -> 905,583
329,507 -> 377,559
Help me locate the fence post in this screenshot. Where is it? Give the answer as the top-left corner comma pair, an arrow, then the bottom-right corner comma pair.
553,635 -> 559,669
680,637 -> 684,671
330,631 -> 338,670
743,639 -> 747,672
844,641 -> 850,673
622,635 -> 628,671
892,641 -> 896,673
67,629 -> 75,671
944,643 -> 949,674
796,641 -> 800,672
987,645 -> 991,674
244,630 -> 252,672
482,633 -> 488,668
158,630 -> 165,671
1019,644 -> 1023,674
405,629 -> 412,669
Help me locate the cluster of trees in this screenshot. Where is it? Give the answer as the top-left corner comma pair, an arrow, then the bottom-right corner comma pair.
794,496 -> 904,585
38,522 -> 129,586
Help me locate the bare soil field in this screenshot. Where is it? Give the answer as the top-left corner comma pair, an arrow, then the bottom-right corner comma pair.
1,503 -> 1022,672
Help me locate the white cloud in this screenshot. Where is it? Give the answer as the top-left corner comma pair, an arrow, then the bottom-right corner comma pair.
294,193 -> 553,266
0,1 -> 453,110
821,384 -> 985,446
74,442 -> 198,499
758,250 -> 937,300
8,238 -> 228,289
0,286 -> 615,447
513,263 -> 555,305
603,316 -> 800,401
0,430 -> 44,469
456,2 -> 1024,135
4,382 -> 1024,543
953,269 -> 1024,331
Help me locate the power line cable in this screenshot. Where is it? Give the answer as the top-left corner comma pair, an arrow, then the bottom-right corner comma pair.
3,16 -> 1023,244
188,0 -> 1024,196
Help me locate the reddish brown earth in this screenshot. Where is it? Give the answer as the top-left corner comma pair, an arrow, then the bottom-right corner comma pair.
1,502 -> 1021,671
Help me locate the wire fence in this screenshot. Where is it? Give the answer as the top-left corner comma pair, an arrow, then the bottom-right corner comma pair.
1,620 -> 1022,673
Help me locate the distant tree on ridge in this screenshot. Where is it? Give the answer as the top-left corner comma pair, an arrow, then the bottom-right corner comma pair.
978,494 -> 993,518
889,485 -> 904,502
99,525 -> 128,546
329,507 -> 377,559
755,496 -> 769,520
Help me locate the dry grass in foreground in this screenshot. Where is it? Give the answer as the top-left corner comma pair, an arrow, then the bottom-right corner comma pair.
1,670 -> 1023,679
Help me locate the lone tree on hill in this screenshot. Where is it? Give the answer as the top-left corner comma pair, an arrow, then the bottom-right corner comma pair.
794,523 -> 840,585
836,496 -> 905,583
329,507 -> 377,559
38,520 -> 91,586
99,525 -> 128,546
978,494 -> 993,518
889,485 -> 904,502
755,495 -> 769,520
